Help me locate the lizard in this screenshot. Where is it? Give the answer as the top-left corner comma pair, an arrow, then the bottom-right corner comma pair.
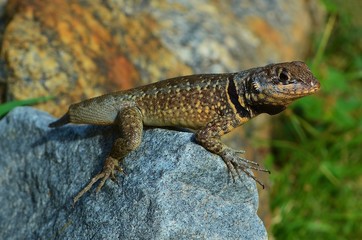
49,61 -> 320,204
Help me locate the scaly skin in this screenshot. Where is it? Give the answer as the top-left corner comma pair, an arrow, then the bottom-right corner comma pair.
49,61 -> 320,204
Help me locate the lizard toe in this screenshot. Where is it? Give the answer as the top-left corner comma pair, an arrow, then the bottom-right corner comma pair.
73,156 -> 122,204
220,148 -> 268,188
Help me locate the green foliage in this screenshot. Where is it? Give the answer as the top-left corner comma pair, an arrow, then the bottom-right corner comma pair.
270,0 -> 362,239
0,96 -> 54,117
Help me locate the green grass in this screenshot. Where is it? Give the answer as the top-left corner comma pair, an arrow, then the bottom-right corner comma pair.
0,96 -> 54,117
270,0 -> 362,239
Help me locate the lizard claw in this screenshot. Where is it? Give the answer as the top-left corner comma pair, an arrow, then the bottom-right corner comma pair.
232,149 -> 246,154
73,156 -> 123,204
220,148 -> 269,188
224,147 -> 259,166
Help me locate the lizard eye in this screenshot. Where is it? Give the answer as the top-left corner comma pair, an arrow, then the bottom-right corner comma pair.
278,69 -> 290,84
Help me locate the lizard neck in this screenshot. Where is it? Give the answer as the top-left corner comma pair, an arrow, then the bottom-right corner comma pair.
235,70 -> 287,117
227,73 -> 251,119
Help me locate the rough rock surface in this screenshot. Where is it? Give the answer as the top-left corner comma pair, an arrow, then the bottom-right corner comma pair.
0,107 -> 267,239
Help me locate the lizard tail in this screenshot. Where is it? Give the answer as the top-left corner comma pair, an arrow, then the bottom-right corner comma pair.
48,112 -> 70,128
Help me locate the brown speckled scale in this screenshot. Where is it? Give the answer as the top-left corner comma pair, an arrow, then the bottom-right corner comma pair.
49,61 -> 320,204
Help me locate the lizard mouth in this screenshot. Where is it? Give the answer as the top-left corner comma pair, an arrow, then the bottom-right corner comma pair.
303,80 -> 321,95
311,81 -> 321,92
307,74 -> 321,91
286,78 -> 320,96
267,79 -> 320,104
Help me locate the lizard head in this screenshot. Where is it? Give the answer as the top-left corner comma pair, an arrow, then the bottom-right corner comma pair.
243,61 -> 320,115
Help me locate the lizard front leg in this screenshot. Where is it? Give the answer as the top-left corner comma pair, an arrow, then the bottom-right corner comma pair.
73,106 -> 143,204
195,115 -> 270,187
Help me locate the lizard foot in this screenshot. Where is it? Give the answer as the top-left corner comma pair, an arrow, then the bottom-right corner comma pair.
73,156 -> 123,204
220,148 -> 270,188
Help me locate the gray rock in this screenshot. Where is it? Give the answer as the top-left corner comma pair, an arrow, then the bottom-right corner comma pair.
0,107 -> 267,240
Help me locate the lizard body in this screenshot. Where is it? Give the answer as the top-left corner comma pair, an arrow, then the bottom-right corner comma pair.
49,61 -> 320,203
